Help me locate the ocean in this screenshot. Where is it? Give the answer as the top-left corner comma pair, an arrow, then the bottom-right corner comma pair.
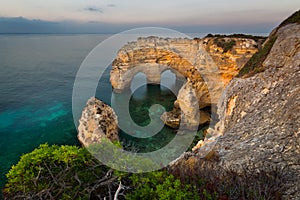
0,34 -> 112,187
0,34 -> 180,190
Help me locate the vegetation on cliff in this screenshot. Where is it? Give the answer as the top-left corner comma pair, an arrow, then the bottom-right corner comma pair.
3,144 -> 117,199
278,9 -> 300,29
237,35 -> 277,77
212,38 -> 236,53
238,10 -> 300,77
3,144 -> 200,199
4,144 -> 286,199
205,33 -> 266,43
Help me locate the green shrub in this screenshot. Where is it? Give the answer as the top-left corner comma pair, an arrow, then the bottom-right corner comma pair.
87,138 -> 159,173
213,38 -> 236,53
126,171 -> 199,200
4,143 -> 286,200
4,144 -> 118,199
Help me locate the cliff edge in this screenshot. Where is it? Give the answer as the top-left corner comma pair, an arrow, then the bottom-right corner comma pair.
174,12 -> 300,199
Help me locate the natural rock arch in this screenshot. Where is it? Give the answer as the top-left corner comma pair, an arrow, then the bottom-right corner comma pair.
110,37 -> 258,129
111,47 -> 211,109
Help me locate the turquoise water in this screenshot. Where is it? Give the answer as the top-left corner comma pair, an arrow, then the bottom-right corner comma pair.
121,84 -> 177,152
0,34 -> 181,191
0,34 -> 110,189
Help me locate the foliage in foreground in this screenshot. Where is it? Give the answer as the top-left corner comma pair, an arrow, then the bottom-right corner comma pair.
170,156 -> 286,200
126,171 -> 199,200
3,144 -> 119,199
4,144 -> 287,200
3,144 -> 198,200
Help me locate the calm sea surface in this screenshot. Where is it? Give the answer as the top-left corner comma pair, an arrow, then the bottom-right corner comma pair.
0,34 -> 180,190
0,34 -> 114,188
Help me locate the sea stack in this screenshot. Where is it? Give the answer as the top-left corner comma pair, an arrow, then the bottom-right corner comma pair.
77,97 -> 119,147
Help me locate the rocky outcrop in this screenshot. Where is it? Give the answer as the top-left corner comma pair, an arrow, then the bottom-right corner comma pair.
173,23 -> 300,199
111,36 -> 258,129
77,97 -> 119,147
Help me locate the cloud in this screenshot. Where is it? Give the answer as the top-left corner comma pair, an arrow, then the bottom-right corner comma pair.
83,6 -> 103,13
107,4 -> 116,7
0,16 -> 276,34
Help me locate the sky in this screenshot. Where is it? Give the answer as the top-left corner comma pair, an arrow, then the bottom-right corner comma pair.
0,0 -> 299,34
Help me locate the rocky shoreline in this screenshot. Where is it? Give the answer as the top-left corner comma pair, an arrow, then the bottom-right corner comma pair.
77,19 -> 300,199
78,35 -> 260,144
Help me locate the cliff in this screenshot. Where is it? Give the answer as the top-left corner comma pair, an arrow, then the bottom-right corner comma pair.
111,36 -> 258,129
111,37 -> 258,89
173,18 -> 300,199
202,37 -> 259,84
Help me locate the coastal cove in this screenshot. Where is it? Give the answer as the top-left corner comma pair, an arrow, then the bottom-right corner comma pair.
0,33 -> 193,188
0,1 -> 298,197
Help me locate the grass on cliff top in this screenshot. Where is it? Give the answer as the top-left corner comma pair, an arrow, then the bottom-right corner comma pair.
202,33 -> 266,54
204,33 -> 267,43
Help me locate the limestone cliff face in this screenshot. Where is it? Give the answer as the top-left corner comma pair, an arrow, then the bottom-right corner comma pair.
111,37 -> 258,128
202,37 -> 258,84
111,37 -> 257,90
175,23 -> 300,199
77,97 -> 119,147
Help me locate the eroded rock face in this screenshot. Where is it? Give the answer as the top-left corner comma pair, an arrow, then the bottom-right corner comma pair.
111,37 -> 258,91
77,97 -> 119,147
175,23 -> 300,199
215,24 -> 300,199
111,37 -> 258,129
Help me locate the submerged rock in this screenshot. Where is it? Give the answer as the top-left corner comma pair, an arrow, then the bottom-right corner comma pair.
160,107 -> 181,129
77,97 -> 119,147
161,108 -> 210,129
